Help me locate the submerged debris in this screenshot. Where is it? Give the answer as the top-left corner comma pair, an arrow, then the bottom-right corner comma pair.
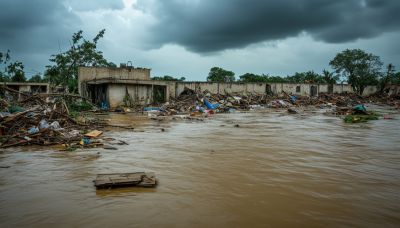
344,114 -> 380,123
94,172 -> 157,189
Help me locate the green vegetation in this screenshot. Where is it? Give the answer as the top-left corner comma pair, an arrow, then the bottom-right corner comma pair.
151,75 -> 186,81
28,74 -> 47,83
44,29 -> 115,93
344,113 -> 380,123
205,49 -> 399,96
123,93 -> 134,107
0,50 -> 26,82
68,100 -> 93,112
207,67 -> 235,82
330,49 -> 383,95
238,70 -> 339,84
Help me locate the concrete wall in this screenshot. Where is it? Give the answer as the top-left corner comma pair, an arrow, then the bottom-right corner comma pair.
172,82 -> 357,98
104,82 -> 400,108
275,84 -> 310,96
171,82 -> 400,97
363,86 -> 379,96
79,76 -> 400,108
332,84 -> 353,94
319,84 -> 329,93
2,82 -> 50,94
386,85 -> 400,95
78,66 -> 151,94
108,84 -> 153,107
174,82 -> 266,97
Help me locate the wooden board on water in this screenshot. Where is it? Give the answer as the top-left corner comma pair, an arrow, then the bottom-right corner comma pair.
85,130 -> 103,138
94,172 -> 156,189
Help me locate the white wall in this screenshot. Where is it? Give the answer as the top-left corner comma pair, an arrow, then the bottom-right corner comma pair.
108,84 -> 153,107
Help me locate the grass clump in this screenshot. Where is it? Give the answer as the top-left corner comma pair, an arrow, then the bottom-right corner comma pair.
68,100 -> 93,112
344,113 -> 380,123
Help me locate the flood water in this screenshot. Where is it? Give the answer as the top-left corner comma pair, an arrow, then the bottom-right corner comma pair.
1,106 -> 400,227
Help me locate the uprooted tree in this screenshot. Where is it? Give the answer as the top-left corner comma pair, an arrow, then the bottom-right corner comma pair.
330,49 -> 382,95
45,29 -> 115,93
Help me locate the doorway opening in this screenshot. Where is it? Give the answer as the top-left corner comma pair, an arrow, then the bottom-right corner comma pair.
310,85 -> 318,96
153,85 -> 166,104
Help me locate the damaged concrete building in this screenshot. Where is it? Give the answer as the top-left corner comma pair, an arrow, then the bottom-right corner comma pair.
78,66 -> 397,109
1,82 -> 50,100
78,66 -> 172,107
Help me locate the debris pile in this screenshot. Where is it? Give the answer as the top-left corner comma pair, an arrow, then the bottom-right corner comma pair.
0,86 -> 106,149
145,87 -> 271,118
142,87 -> 399,121
343,104 -> 380,123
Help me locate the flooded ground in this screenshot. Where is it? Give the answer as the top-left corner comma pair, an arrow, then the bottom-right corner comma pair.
1,106 -> 400,227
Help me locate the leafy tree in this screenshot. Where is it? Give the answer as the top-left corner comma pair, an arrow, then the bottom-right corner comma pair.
239,73 -> 287,83
29,74 -> 46,83
330,49 -> 383,95
207,67 -> 235,82
0,50 -> 23,82
322,69 -> 339,84
239,73 -> 266,82
0,50 -> 10,81
266,75 -> 289,83
151,75 -> 185,81
0,73 -> 10,82
7,61 -> 26,82
0,50 -> 11,74
45,29 -> 114,93
286,71 -> 326,83
240,70 -> 340,84
393,72 -> 400,85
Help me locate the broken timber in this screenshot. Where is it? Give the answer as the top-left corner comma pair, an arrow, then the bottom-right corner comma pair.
94,172 -> 157,189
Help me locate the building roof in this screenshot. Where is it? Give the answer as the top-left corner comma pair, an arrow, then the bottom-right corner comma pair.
85,78 -> 169,86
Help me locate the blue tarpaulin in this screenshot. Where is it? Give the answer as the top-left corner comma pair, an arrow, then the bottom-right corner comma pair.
203,98 -> 219,110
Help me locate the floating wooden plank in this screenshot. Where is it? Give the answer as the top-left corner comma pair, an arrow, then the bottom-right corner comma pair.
85,130 -> 103,138
94,172 -> 157,189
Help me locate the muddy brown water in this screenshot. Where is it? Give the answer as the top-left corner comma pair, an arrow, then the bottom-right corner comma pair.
1,106 -> 400,227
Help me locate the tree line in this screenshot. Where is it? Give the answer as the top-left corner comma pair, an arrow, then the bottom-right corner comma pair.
1,29 -> 399,95
1,29 -> 114,93
206,49 -> 400,95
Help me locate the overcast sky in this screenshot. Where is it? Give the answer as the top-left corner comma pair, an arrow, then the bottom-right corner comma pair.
1,0 -> 399,80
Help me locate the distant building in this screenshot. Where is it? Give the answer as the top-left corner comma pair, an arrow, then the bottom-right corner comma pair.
78,66 -> 171,108
1,82 -> 49,93
0,82 -> 50,100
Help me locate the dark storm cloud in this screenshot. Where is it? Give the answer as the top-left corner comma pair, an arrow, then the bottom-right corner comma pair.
0,0 -> 66,36
0,0 -> 80,54
65,0 -> 124,11
0,0 -> 124,52
0,0 -> 123,74
137,0 -> 400,52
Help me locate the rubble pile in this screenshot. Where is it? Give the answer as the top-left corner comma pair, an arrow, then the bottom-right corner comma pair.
0,86 -> 104,149
147,88 -> 271,118
0,105 -> 79,148
365,94 -> 400,108
143,87 -> 399,120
